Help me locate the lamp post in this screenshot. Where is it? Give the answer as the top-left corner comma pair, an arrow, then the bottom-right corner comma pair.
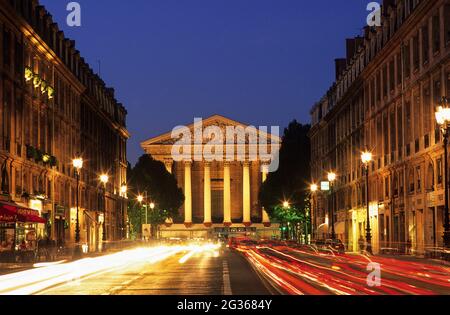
435,97 -> 450,249
310,184 -> 318,243
327,172 -> 336,240
100,174 -> 109,242
361,151 -> 373,254
72,157 -> 83,245
137,194 -> 144,239
150,202 -> 156,239
120,184 -> 127,239
282,201 -> 290,240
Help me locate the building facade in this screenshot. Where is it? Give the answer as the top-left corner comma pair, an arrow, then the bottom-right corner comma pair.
310,0 -> 450,254
141,115 -> 280,239
0,0 -> 129,250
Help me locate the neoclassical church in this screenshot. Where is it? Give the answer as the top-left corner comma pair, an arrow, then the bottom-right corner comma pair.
141,115 -> 281,239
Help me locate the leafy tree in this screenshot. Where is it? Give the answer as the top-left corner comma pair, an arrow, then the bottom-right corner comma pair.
259,120 -> 311,240
127,155 -> 184,239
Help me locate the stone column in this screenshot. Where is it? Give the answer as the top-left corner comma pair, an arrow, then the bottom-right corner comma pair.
184,161 -> 192,228
223,162 -> 232,226
164,158 -> 174,227
243,161 -> 251,226
261,164 -> 271,227
204,162 -> 212,227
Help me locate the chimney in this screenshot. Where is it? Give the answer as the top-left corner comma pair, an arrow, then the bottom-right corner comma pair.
335,58 -> 347,80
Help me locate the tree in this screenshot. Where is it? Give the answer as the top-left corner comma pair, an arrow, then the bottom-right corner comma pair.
259,120 -> 311,240
127,155 -> 184,239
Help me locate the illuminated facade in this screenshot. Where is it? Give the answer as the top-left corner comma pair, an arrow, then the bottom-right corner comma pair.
141,115 -> 280,239
0,0 -> 129,249
310,0 -> 450,254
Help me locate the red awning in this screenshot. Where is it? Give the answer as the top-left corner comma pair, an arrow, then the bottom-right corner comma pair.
0,205 -> 17,223
0,202 -> 46,224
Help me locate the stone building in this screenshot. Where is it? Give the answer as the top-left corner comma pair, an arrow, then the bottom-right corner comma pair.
0,0 -> 129,250
309,0 -> 450,254
141,115 -> 280,239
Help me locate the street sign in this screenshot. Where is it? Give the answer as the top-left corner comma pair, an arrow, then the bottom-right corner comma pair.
321,181 -> 330,191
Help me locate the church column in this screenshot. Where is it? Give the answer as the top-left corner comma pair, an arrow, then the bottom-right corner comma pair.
164,158 -> 174,227
223,162 -> 232,226
204,162 -> 212,227
184,161 -> 192,228
261,163 -> 271,227
243,161 -> 251,226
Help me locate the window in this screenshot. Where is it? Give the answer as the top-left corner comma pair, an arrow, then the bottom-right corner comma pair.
389,59 -> 395,91
396,53 -> 402,85
437,159 -> 443,185
383,65 -> 388,97
385,177 -> 390,198
416,167 -> 421,192
446,5 -> 450,45
405,101 -> 412,144
422,25 -> 429,63
409,169 -> 415,193
413,34 -> 419,70
397,105 -> 403,157
403,42 -> 410,78
427,163 -> 434,191
432,14 -> 440,53
3,29 -> 11,67
434,79 -> 442,104
376,72 -> 381,104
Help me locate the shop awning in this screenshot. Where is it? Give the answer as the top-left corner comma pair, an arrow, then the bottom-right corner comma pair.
0,205 -> 17,223
0,202 -> 46,224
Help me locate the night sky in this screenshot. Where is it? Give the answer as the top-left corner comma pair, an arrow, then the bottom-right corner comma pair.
40,0 -> 370,165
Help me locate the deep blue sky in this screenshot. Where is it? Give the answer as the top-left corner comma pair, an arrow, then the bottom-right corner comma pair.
40,0 -> 370,165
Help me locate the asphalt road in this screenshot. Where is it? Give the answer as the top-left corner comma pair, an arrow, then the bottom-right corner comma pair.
37,248 -> 273,295
239,245 -> 450,295
1,243 -> 448,295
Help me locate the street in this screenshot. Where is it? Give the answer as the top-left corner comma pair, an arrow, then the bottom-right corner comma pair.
0,243 -> 272,295
0,242 -> 448,295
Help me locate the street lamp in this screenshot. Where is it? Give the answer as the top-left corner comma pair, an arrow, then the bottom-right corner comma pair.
310,184 -> 318,242
327,172 -> 337,240
100,174 -> 109,241
361,151 -> 373,254
72,157 -> 83,244
120,183 -> 127,239
435,96 -> 450,249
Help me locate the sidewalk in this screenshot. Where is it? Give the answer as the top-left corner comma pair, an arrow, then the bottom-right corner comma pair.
0,241 -> 150,276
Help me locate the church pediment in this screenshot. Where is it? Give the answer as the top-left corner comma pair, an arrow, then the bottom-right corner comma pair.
141,115 -> 280,147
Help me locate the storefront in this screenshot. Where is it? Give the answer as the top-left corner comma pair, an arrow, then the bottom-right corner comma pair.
0,201 -> 46,262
